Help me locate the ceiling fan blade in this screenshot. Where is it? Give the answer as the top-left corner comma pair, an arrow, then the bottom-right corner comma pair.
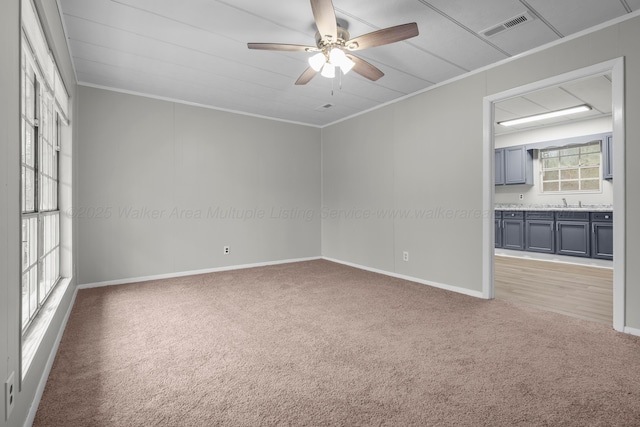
247,43 -> 316,52
346,23 -> 419,51
347,54 -> 384,81
310,0 -> 337,41
295,67 -> 318,85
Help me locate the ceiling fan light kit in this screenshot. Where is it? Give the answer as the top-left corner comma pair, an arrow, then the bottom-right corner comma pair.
248,0 -> 419,85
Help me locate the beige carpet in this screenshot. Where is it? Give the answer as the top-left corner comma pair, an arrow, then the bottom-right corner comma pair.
35,260 -> 640,426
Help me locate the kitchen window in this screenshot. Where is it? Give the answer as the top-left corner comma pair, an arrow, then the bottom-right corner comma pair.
540,142 -> 601,193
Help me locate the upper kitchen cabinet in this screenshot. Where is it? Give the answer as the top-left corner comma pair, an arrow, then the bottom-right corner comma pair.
602,134 -> 613,180
495,145 -> 533,186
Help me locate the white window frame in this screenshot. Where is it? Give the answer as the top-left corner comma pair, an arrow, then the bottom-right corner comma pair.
539,141 -> 602,194
20,37 -> 62,333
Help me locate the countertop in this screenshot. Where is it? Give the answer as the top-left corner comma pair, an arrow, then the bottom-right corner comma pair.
495,204 -> 613,212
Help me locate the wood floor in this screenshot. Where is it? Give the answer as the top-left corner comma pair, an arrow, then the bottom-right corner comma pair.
495,255 -> 613,325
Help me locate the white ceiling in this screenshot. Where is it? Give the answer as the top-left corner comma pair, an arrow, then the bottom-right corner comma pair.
494,74 -> 612,135
58,0 -> 637,127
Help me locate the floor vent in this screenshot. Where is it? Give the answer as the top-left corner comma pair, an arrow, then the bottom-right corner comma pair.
482,11 -> 536,37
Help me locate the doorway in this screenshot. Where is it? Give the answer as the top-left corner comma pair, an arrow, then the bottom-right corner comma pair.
482,58 -> 626,332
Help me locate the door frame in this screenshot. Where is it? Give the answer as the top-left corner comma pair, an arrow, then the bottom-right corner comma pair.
482,58 -> 626,332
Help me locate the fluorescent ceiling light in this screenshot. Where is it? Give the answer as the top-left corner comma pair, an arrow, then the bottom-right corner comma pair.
498,105 -> 592,127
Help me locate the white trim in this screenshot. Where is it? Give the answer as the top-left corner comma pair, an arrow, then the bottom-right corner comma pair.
611,59 -> 626,332
482,58 -> 626,332
55,0 -> 78,84
77,257 -> 322,289
23,284 -> 78,427
323,257 -> 484,299
77,82 -> 323,129
623,327 -> 640,337
482,96 -> 494,300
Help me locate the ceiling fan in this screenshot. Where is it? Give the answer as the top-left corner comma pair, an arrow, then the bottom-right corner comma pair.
247,0 -> 419,85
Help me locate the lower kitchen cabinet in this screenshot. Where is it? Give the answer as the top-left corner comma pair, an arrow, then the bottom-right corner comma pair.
591,212 -> 613,260
525,211 -> 555,253
496,209 -> 613,260
502,211 -> 524,250
556,211 -> 591,257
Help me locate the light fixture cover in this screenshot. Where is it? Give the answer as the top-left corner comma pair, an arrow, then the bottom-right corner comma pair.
321,63 -> 336,78
498,105 -> 592,127
329,48 -> 355,75
308,52 -> 326,72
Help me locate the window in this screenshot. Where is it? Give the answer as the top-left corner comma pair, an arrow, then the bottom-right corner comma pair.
540,142 -> 601,193
21,41 -> 62,332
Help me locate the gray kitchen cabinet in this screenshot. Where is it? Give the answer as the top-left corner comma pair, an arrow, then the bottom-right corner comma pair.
603,134 -> 613,180
555,211 -> 590,257
504,146 -> 533,185
495,210 -> 503,248
591,212 -> 613,260
525,211 -> 555,253
502,211 -> 524,250
494,146 -> 532,185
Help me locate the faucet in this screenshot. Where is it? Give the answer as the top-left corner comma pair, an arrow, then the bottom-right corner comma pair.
562,198 -> 568,207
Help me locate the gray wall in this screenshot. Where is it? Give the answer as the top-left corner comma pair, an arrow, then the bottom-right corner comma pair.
1,1 -> 77,426
322,17 -> 640,327
76,87 -> 321,285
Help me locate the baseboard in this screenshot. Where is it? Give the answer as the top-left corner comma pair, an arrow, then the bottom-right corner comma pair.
623,326 -> 640,337
24,285 -> 79,427
322,257 -> 484,299
77,256 -> 323,289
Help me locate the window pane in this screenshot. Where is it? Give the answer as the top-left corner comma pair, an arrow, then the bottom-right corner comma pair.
22,220 -> 29,270
39,256 -> 47,304
561,147 -> 580,156
581,167 -> 599,179
561,169 -> 579,180
29,269 -> 37,318
25,168 -> 35,212
581,153 -> 600,166
543,182 -> 559,192
25,73 -> 34,122
561,181 -> 579,191
560,155 -> 579,167
541,150 -> 558,158
543,170 -> 559,181
543,158 -> 559,169
580,143 -> 600,153
22,272 -> 30,329
581,179 -> 600,191
25,124 -> 34,167
29,218 -> 37,266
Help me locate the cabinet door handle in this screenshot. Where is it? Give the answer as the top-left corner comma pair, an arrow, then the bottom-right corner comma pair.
556,222 -> 559,231
593,224 -> 596,233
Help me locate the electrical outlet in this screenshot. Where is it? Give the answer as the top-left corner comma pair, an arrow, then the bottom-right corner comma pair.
402,251 -> 409,262
223,246 -> 230,255
5,371 -> 15,421
518,194 -> 524,200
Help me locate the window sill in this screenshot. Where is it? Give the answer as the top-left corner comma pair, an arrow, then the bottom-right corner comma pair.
22,277 -> 72,379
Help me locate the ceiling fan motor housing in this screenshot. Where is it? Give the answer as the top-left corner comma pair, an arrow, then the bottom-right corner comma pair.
315,26 -> 351,52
